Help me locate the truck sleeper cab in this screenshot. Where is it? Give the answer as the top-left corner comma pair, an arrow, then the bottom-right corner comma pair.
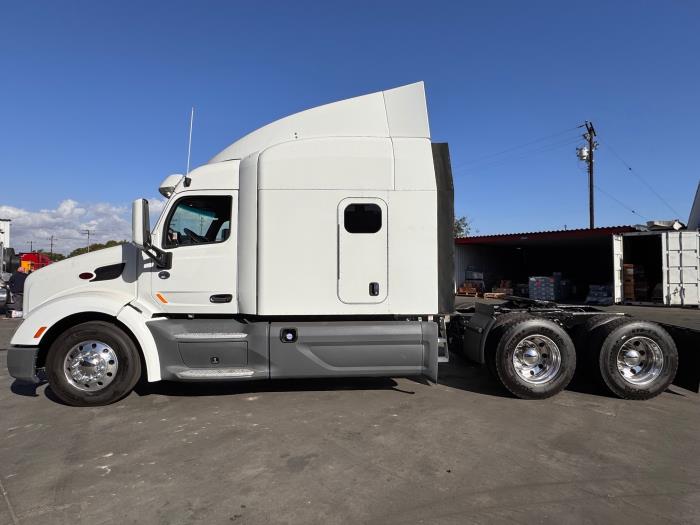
7,82 -> 454,406
9,82 -> 684,406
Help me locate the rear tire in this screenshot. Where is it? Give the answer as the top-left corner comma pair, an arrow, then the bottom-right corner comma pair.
571,314 -> 625,377
46,321 -> 142,406
493,318 -> 576,399
485,313 -> 535,379
593,319 -> 678,400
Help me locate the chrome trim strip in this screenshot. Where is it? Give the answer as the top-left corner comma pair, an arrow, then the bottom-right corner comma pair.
173,333 -> 247,340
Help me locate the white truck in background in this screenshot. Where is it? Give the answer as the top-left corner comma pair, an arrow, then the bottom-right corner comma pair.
7,83 -> 688,406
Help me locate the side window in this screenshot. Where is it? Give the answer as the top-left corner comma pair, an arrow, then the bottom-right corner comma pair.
164,196 -> 232,248
344,203 -> 382,234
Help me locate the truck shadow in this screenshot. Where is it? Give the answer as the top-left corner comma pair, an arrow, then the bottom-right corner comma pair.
132,376 -> 416,399
433,357 -> 513,398
437,354 -> 620,399
26,356 -> 689,404
10,379 -> 46,397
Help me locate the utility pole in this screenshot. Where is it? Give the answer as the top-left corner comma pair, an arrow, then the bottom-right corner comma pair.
0,227 -> 4,274
577,121 -> 598,229
0,219 -> 10,274
81,230 -> 95,253
26,240 -> 34,252
48,235 -> 55,258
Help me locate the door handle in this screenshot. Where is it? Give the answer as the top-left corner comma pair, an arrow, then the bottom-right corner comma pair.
210,294 -> 233,303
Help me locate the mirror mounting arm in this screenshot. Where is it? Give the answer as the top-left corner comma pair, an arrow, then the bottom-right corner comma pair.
141,244 -> 172,270
133,198 -> 171,269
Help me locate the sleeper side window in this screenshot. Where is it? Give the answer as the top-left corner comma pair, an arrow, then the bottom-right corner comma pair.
163,196 -> 232,248
344,203 -> 382,234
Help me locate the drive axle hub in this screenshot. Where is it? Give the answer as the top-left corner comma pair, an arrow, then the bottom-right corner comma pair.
616,336 -> 663,385
512,334 -> 562,385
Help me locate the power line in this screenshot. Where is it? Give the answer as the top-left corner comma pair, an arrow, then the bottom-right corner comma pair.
452,125 -> 585,172
594,184 -> 648,220
601,142 -> 681,217
457,136 -> 583,175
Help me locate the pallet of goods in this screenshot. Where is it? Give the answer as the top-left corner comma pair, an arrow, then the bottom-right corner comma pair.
528,275 -> 560,301
586,284 -> 613,305
457,285 -> 479,297
528,273 -> 570,302
458,269 -> 485,297
623,264 -> 647,301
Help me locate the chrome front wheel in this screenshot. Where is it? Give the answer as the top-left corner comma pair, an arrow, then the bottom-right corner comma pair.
47,321 -> 141,406
63,340 -> 119,391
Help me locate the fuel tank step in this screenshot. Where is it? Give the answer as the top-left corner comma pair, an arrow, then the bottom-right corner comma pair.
175,368 -> 256,379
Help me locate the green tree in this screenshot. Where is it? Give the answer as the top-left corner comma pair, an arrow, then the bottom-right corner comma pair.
454,216 -> 472,237
69,240 -> 126,258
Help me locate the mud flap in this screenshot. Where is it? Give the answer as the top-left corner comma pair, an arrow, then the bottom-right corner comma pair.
422,321 -> 439,383
665,325 -> 700,393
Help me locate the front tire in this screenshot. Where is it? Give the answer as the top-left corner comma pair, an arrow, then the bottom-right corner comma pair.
494,318 -> 576,399
46,321 -> 141,406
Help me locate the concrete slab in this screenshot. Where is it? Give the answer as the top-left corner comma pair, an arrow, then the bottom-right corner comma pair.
1,318 -> 699,524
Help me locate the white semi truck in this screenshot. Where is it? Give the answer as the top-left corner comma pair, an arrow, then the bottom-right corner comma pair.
7,83 -> 685,406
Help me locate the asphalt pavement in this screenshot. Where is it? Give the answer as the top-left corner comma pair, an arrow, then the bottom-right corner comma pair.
1,317 -> 699,524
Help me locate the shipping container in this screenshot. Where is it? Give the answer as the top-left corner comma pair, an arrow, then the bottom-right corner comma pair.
614,231 -> 700,306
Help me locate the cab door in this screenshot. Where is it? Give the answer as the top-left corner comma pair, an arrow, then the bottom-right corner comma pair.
337,197 -> 388,304
152,190 -> 237,314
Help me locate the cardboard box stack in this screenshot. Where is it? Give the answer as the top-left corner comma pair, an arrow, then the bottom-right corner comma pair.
529,275 -> 560,301
623,264 -> 647,301
528,273 -> 570,301
457,270 -> 485,296
586,284 -> 613,305
492,280 -> 514,296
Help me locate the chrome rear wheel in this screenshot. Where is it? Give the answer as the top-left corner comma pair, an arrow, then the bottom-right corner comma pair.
493,317 -> 576,400
512,334 -> 562,385
616,336 -> 664,386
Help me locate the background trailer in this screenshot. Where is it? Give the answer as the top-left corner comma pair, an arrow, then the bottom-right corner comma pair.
614,230 -> 700,306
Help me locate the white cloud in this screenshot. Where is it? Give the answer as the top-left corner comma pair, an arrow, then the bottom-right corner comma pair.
0,198 -> 167,255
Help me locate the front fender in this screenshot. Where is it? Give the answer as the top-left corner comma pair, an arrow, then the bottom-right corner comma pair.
10,291 -> 162,382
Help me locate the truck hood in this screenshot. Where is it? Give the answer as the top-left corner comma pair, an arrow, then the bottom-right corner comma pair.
23,244 -> 139,314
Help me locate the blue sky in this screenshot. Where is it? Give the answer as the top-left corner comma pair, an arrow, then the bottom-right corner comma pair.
1,1 -> 698,251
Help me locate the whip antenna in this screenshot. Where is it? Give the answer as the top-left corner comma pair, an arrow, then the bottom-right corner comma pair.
184,107 -> 194,186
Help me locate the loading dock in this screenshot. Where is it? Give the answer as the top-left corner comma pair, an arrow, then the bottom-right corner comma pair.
456,227 -> 700,307
455,226 -> 636,303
